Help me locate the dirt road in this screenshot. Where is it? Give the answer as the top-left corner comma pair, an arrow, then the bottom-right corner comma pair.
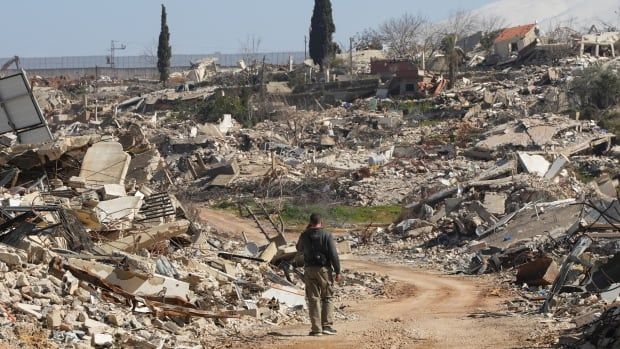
243,256 -> 540,349
197,207 -> 272,243
196,208 -> 541,348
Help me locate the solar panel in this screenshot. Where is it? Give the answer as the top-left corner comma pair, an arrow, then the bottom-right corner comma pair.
0,70 -> 53,144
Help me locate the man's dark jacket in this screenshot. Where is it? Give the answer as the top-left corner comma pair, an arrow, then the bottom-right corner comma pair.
296,227 -> 341,274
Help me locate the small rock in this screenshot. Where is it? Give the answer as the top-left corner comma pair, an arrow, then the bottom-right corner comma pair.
84,318 -> 110,335
163,320 -> 182,334
78,311 -> 89,322
3,272 -> 16,288
0,252 -> 22,266
15,303 -> 42,319
106,312 -> 124,327
16,274 -> 30,287
92,333 -> 113,347
46,307 -> 62,328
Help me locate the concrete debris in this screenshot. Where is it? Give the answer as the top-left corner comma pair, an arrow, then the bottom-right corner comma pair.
98,220 -> 190,254
544,154 -> 570,180
0,37 -> 619,348
517,152 -> 551,177
80,142 -> 131,187
92,333 -> 114,347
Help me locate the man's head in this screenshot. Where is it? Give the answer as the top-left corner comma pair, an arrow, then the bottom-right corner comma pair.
309,213 -> 322,228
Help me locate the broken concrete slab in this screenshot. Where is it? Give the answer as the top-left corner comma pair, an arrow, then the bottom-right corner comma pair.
594,176 -> 618,199
208,174 -> 237,187
14,303 -> 42,319
403,226 -> 434,239
80,142 -> 131,187
204,159 -> 239,178
483,193 -> 507,216
544,154 -> 570,180
53,257 -> 193,305
46,307 -> 62,328
561,135 -> 614,156
126,148 -> 162,185
477,133 -> 531,150
261,285 -> 305,308
98,220 -> 190,254
84,318 -> 111,335
527,125 -> 559,147
0,251 -> 24,266
517,152 -> 550,177
99,184 -> 127,200
95,196 -> 143,225
36,135 -> 99,163
258,242 -> 278,263
445,198 -> 464,214
320,135 -> 336,147
92,333 -> 114,347
466,201 -> 498,225
68,176 -> 87,189
483,204 -> 582,248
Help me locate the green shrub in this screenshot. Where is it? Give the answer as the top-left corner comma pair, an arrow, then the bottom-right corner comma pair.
571,66 -> 620,112
202,95 -> 247,124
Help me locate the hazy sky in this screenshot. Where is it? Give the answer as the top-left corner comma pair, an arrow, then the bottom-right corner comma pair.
1,0 -> 493,57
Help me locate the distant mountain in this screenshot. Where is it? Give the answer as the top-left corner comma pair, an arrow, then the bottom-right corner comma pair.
472,0 -> 620,31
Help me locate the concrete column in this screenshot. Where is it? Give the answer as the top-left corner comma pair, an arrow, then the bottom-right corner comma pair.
611,44 -> 615,57
580,42 -> 584,57
595,45 -> 600,57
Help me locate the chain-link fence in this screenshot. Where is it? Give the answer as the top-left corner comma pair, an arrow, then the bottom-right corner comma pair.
2,52 -> 306,69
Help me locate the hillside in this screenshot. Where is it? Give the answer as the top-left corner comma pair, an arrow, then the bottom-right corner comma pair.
474,0 -> 619,30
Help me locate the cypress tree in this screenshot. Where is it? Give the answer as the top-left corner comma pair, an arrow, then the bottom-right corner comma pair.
157,4 -> 172,85
309,0 -> 335,72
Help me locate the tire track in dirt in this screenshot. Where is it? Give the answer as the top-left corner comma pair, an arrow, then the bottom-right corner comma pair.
243,256 -> 539,349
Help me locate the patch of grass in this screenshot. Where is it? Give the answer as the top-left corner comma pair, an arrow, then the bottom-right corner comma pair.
208,200 -> 402,228
212,200 -> 237,210
418,118 -> 443,127
599,108 -> 620,137
281,204 -> 401,225
576,167 -> 596,183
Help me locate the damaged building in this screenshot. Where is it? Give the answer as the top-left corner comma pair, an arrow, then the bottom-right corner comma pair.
494,23 -> 539,60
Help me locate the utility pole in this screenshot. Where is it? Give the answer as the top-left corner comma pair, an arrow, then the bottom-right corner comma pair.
304,35 -> 308,60
107,40 -> 126,78
349,37 -> 354,76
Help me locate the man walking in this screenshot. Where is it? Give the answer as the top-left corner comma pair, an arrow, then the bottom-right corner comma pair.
296,213 -> 342,336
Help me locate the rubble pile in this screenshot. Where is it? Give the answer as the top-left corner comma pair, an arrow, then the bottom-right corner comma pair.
0,33 -> 618,347
563,303 -> 620,348
0,74 -> 393,347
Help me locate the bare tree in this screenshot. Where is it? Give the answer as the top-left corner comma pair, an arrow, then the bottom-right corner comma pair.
591,6 -> 620,31
239,34 -> 262,65
142,39 -> 158,66
418,22 -> 445,64
540,17 -> 580,64
441,9 -> 480,37
479,14 -> 507,34
442,34 -> 459,89
434,10 -> 481,88
353,28 -> 383,50
545,17 -> 579,43
378,13 -> 429,59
